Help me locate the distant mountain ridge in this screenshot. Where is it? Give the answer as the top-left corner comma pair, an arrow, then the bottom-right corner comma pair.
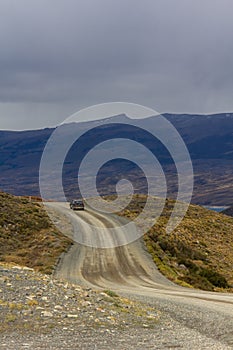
1,113 -> 233,205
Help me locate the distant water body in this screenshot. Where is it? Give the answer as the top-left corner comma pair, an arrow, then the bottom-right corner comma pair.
203,206 -> 229,213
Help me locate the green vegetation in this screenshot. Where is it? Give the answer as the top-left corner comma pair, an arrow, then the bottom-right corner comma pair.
118,195 -> 233,292
0,191 -> 72,273
103,289 -> 119,298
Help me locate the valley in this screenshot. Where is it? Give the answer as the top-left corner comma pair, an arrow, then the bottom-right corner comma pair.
1,113 -> 233,205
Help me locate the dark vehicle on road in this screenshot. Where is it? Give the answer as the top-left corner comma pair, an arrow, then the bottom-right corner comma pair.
70,199 -> 85,210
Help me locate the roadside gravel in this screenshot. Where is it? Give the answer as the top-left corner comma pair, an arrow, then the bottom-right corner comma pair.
0,264 -> 231,349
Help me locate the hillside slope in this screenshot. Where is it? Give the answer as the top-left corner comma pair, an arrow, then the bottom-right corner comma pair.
0,192 -> 71,273
1,113 -> 233,205
117,195 -> 233,292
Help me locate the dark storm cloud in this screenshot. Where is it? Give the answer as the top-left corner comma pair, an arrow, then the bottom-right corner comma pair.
1,0 -> 233,129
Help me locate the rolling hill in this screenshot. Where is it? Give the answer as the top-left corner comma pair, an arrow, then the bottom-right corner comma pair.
1,113 -> 233,205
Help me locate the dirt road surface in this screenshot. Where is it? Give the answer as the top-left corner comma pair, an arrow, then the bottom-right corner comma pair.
46,202 -> 233,349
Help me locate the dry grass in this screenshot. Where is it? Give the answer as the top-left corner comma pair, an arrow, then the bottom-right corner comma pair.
116,194 -> 233,292
0,191 -> 72,273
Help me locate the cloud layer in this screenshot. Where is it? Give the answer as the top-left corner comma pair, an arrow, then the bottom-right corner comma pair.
1,0 -> 233,129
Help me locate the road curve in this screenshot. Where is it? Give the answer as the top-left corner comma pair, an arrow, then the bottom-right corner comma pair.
46,202 -> 233,347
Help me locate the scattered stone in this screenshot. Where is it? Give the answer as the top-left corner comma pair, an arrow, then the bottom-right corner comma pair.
41,311 -> 53,317
12,266 -> 22,270
54,305 -> 63,310
66,314 -> 78,318
0,261 -> 160,347
179,264 -> 187,270
22,267 -> 34,271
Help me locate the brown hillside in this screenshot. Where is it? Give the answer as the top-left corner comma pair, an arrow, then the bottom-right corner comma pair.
116,195 -> 233,292
0,192 -> 72,273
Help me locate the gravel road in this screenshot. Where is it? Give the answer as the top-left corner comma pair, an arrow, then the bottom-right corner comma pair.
43,203 -> 233,348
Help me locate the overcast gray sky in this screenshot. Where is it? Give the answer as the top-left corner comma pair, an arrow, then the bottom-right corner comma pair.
1,0 -> 233,129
